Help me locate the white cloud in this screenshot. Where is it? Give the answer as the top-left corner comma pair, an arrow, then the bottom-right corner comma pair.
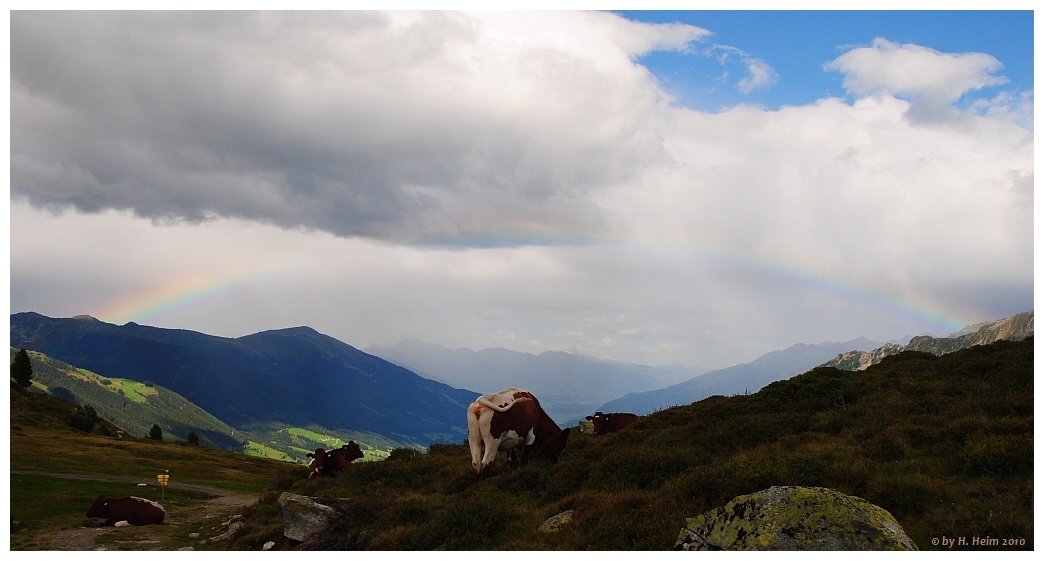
738,58 -> 779,94
824,38 -> 1009,124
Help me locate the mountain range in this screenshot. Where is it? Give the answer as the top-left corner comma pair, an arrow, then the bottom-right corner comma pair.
595,338 -> 889,416
10,310 -> 1032,452
9,312 -> 478,447
366,338 -> 704,423
820,310 -> 1034,371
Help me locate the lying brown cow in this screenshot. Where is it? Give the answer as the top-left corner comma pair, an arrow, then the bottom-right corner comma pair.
307,441 -> 364,478
585,411 -> 639,435
86,496 -> 166,526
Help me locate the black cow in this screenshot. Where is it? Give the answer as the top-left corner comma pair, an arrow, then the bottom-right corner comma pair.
86,496 -> 166,526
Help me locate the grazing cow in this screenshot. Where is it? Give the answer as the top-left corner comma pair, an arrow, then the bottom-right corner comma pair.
585,411 -> 640,435
306,441 -> 364,478
86,496 -> 166,526
467,388 -> 570,478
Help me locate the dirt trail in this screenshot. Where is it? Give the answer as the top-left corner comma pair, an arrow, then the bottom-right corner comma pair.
14,470 -> 260,551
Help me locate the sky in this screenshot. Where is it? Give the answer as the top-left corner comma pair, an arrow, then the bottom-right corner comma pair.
5,8 -> 1035,370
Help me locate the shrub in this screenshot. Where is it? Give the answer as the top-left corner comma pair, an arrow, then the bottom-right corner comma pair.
962,433 -> 1033,476
65,405 -> 98,432
863,425 -> 913,461
590,445 -> 700,491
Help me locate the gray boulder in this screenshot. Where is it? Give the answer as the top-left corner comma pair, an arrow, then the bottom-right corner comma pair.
278,492 -> 341,543
675,486 -> 917,551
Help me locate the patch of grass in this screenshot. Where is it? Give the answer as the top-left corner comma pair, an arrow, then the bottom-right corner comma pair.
107,377 -> 158,404
245,440 -> 295,461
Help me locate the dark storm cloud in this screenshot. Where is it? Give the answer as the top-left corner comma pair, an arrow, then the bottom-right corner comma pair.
10,11 -> 681,242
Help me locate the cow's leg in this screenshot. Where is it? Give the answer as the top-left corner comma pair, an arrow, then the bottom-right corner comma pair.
479,433 -> 500,475
468,432 -> 484,475
467,404 -> 487,475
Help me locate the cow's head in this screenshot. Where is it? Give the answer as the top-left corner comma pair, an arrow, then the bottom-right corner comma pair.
586,412 -> 607,434
86,496 -> 108,517
540,427 -> 571,463
342,441 -> 364,462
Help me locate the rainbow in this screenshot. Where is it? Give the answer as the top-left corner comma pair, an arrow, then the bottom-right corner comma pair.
93,239 -> 971,336
616,240 -> 971,335
96,263 -> 295,327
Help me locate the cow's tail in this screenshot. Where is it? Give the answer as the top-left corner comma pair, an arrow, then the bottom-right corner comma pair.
475,389 -> 532,412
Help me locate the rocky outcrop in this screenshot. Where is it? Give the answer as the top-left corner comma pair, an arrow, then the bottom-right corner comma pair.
906,310 -> 1033,355
824,343 -> 904,371
675,486 -> 917,551
821,310 -> 1032,371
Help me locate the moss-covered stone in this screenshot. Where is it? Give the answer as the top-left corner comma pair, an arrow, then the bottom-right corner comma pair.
675,486 -> 917,551
539,509 -> 574,533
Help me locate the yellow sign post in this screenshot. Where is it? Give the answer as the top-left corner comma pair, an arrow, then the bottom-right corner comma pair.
157,472 -> 169,500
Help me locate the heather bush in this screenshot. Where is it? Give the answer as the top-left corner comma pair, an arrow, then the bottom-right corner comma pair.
962,432 -> 1033,476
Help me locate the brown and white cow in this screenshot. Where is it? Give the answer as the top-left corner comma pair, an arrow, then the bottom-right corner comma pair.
86,496 -> 166,526
585,411 -> 640,435
307,441 -> 364,478
467,387 -> 570,478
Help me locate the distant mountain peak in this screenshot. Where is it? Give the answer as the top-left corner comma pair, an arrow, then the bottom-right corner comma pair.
820,310 -> 1033,371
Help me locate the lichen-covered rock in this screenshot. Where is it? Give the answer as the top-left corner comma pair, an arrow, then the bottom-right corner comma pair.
539,510 -> 574,533
675,486 -> 917,551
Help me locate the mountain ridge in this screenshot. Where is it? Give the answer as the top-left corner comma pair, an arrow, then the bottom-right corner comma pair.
12,347 -> 241,449
821,310 -> 1033,371
9,312 -> 478,447
596,338 -> 889,415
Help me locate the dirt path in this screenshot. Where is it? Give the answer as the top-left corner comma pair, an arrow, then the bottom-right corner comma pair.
14,471 -> 260,551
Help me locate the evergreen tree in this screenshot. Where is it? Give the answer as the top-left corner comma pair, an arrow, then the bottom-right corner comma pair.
148,424 -> 163,441
186,431 -> 200,446
11,348 -> 33,389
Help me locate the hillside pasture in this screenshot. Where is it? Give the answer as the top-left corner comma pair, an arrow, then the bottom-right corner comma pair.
228,339 -> 1033,551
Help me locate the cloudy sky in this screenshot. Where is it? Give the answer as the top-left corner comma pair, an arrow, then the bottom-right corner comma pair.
6,9 -> 1034,369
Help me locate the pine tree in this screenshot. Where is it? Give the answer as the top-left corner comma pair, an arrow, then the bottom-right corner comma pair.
148,424 -> 164,441
11,348 -> 34,389
186,431 -> 200,446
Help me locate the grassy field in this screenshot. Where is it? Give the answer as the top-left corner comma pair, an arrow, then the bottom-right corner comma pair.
283,426 -> 392,461
245,425 -> 393,463
9,390 -> 304,550
246,440 -> 296,461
